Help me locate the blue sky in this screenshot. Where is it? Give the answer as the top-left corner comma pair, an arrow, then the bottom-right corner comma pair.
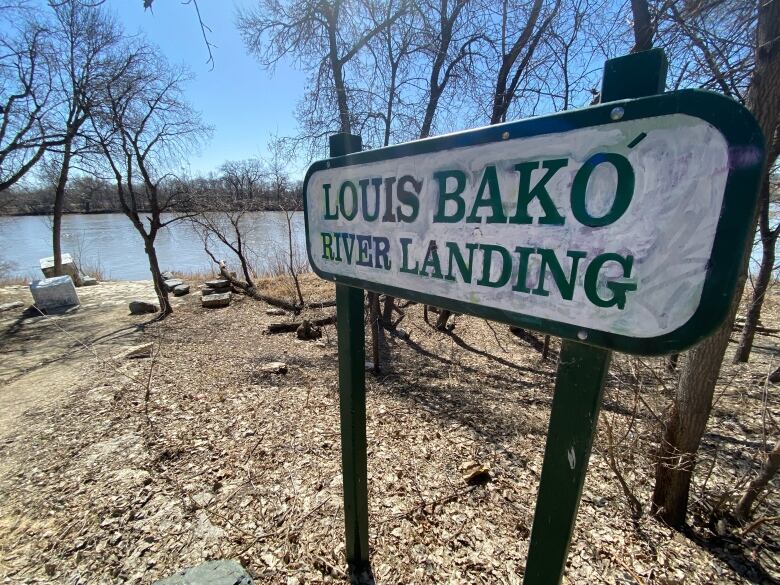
111,1 -> 307,176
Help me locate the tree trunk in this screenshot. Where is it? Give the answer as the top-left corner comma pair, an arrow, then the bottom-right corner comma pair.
369,292 -> 381,374
436,309 -> 452,330
629,0 -> 653,53
489,0 -> 544,124
326,11 -> 351,134
735,441 -> 780,521
651,312 -> 735,527
52,141 -> 73,277
769,364 -> 780,384
735,178 -> 776,363
381,296 -> 395,327
143,236 -> 172,317
285,212 -> 304,306
235,225 -> 254,287
419,85 -> 442,140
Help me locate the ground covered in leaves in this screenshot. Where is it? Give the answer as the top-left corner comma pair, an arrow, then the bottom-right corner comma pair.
0,274 -> 778,584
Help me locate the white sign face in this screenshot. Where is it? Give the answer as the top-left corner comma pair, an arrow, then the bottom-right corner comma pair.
303,93 -> 763,353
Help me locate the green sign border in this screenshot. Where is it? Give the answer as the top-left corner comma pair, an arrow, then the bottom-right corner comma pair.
302,89 -> 764,356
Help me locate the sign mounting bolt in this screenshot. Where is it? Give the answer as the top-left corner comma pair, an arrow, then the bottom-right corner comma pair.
577,330 -> 588,340
610,107 -> 624,121
502,131 -> 510,140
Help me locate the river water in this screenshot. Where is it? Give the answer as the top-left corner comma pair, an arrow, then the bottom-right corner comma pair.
0,212 -> 307,281
0,211 -> 770,281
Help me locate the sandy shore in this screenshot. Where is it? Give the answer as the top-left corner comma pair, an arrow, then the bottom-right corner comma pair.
0,280 -> 188,438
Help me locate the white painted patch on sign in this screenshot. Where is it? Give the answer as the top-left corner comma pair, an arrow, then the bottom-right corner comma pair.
305,114 -> 729,339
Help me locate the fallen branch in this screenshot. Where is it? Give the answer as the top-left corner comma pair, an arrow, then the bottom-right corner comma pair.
509,326 -> 546,354
217,261 -> 301,312
732,320 -> 780,335
740,515 -> 780,536
604,418 -> 643,518
306,299 -> 337,310
266,314 -> 337,334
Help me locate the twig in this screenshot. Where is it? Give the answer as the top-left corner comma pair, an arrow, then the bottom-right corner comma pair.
741,515 -> 780,536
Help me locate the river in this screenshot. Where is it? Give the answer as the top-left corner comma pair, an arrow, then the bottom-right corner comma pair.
0,212 -> 307,281
0,211 -> 770,282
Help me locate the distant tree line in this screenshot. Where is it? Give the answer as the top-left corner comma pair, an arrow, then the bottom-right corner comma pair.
0,164 -> 303,216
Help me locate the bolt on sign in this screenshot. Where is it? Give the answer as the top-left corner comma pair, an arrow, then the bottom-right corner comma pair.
304,90 -> 763,355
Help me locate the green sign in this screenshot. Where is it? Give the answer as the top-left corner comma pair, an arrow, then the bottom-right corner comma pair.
304,90 -> 763,355
305,49 -> 765,585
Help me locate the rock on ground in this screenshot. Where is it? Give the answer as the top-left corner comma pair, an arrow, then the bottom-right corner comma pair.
122,343 -> 154,359
173,284 -> 190,297
129,300 -> 158,315
202,292 -> 231,309
163,279 -> 184,292
259,361 -> 287,374
0,301 -> 24,312
205,279 -> 230,290
153,560 -> 253,585
296,319 -> 322,340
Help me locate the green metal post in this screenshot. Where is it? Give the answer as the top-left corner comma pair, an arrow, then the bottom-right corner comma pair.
330,133 -> 370,573
523,341 -> 610,584
523,49 -> 668,585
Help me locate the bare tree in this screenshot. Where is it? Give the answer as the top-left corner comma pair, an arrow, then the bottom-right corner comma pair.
268,139 -> 306,307
394,0 -> 487,329
191,205 -> 257,287
487,0 -> 559,124
546,0 -> 629,111
220,158 -> 264,205
47,0 -> 124,277
90,46 -> 208,317
362,0 -> 420,148
416,0 -> 485,139
238,0 -> 407,143
629,0 -> 652,53
434,0 -> 559,331
0,9 -> 60,192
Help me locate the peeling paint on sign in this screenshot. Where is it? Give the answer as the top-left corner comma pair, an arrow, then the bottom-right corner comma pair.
303,91 -> 764,354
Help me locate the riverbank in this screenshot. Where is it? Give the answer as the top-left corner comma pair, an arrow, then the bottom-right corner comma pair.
0,276 -> 778,583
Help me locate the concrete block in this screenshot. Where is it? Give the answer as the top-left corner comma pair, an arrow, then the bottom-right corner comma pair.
129,300 -> 158,314
163,278 -> 184,292
202,292 -> 231,308
205,279 -> 229,287
40,254 -> 81,286
30,276 -> 80,310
